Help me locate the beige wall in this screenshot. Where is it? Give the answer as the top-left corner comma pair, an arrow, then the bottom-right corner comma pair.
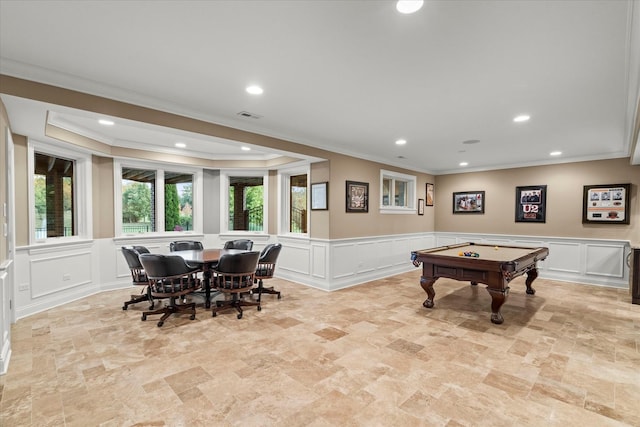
92,156 -> 115,239
0,100 -> 7,261
434,158 -> 639,241
12,134 -> 27,247
327,154 -> 436,239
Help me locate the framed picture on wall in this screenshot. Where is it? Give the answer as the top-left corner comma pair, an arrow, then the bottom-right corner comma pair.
515,185 -> 547,223
311,182 -> 328,210
582,183 -> 630,224
453,191 -> 485,214
346,180 -> 368,213
418,198 -> 425,215
426,183 -> 434,206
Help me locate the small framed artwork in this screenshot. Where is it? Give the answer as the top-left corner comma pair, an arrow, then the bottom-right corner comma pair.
418,198 -> 425,215
346,181 -> 368,213
311,182 -> 328,210
426,183 -> 434,206
453,191 -> 485,214
582,183 -> 630,224
515,185 -> 547,223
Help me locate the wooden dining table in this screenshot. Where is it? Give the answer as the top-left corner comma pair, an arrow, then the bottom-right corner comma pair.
171,248 -> 248,308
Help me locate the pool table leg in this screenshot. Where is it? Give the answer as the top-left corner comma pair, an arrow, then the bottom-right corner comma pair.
525,268 -> 538,295
486,287 -> 509,324
420,277 -> 436,308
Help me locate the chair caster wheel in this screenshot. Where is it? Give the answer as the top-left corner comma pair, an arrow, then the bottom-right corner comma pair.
237,313 -> 243,319
149,304 -> 154,310
122,306 -> 127,310
190,314 -> 195,320
257,306 -> 262,311
141,315 -> 147,321
157,321 -> 163,327
277,294 -> 282,299
212,312 -> 217,317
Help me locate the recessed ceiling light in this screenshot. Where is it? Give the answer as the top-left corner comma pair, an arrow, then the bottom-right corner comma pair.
98,119 -> 114,126
246,85 -> 263,95
459,162 -> 468,167
395,139 -> 407,145
175,142 -> 186,148
550,151 -> 562,156
241,146 -> 251,151
513,115 -> 530,123
462,139 -> 480,145
396,0 -> 424,14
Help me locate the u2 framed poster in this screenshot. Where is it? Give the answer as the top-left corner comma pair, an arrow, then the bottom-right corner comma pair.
515,185 -> 547,223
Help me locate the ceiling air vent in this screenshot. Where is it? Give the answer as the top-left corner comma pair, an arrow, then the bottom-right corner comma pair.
237,111 -> 262,119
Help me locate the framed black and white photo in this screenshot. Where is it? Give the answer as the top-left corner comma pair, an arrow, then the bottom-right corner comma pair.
346,181 -> 368,213
515,185 -> 547,223
453,191 -> 485,214
311,182 -> 328,210
583,183 -> 630,224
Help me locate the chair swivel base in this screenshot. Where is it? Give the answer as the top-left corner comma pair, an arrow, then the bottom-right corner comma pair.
122,292 -> 154,310
255,286 -> 281,299
141,299 -> 196,327
212,297 -> 261,319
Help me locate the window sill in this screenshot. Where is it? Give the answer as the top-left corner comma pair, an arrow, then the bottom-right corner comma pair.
379,207 -> 417,215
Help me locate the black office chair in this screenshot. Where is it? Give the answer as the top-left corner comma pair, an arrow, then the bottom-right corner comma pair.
211,251 -> 261,319
121,246 -> 153,310
223,239 -> 254,250
254,243 -> 283,301
138,254 -> 201,327
169,240 -> 204,251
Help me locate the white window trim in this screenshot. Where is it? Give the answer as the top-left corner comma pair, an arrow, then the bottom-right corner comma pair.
114,159 -> 203,237
220,169 -> 268,234
379,169 -> 417,214
28,139 -> 93,244
277,164 -> 310,236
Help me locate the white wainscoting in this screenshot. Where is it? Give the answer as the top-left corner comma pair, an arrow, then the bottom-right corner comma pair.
11,232 -> 631,322
434,233 -> 631,289
0,261 -> 12,375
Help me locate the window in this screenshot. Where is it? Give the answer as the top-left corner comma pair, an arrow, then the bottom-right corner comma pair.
29,141 -> 91,243
116,160 -> 202,236
380,169 -> 416,214
290,174 -> 307,233
221,171 -> 267,232
278,166 -> 309,235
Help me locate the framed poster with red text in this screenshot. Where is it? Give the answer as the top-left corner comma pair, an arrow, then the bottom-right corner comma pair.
515,185 -> 547,223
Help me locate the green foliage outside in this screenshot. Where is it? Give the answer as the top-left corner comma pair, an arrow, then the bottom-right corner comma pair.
165,183 -> 180,231
122,182 -> 151,223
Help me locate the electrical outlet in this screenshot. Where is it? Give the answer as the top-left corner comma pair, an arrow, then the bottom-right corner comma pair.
18,283 -> 29,291
63,273 -> 71,281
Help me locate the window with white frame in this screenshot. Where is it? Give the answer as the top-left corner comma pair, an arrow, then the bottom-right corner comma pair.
278,166 -> 309,235
115,160 -> 202,236
220,170 -> 268,233
29,140 -> 92,243
380,169 -> 416,214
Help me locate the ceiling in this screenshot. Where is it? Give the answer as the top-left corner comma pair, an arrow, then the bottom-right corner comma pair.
1,0 -> 639,174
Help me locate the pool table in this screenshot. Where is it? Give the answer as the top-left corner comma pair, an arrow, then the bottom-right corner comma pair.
411,242 -> 549,324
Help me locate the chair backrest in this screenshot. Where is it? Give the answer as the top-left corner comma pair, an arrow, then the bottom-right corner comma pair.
121,246 -> 147,283
259,243 -> 282,264
132,245 -> 150,254
216,251 -> 260,274
223,239 -> 254,250
169,240 -> 204,252
138,253 -> 199,279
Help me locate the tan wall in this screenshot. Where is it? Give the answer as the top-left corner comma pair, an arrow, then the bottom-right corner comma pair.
0,100 -> 7,261
434,158 -> 639,241
12,134 -> 28,247
328,155 -> 436,239
310,161 -> 330,239
92,156 -> 115,239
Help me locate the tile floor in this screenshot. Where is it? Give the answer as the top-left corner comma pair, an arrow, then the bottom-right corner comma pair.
1,271 -> 639,426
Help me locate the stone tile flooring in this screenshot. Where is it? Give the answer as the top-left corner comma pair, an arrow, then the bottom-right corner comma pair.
1,271 -> 639,426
